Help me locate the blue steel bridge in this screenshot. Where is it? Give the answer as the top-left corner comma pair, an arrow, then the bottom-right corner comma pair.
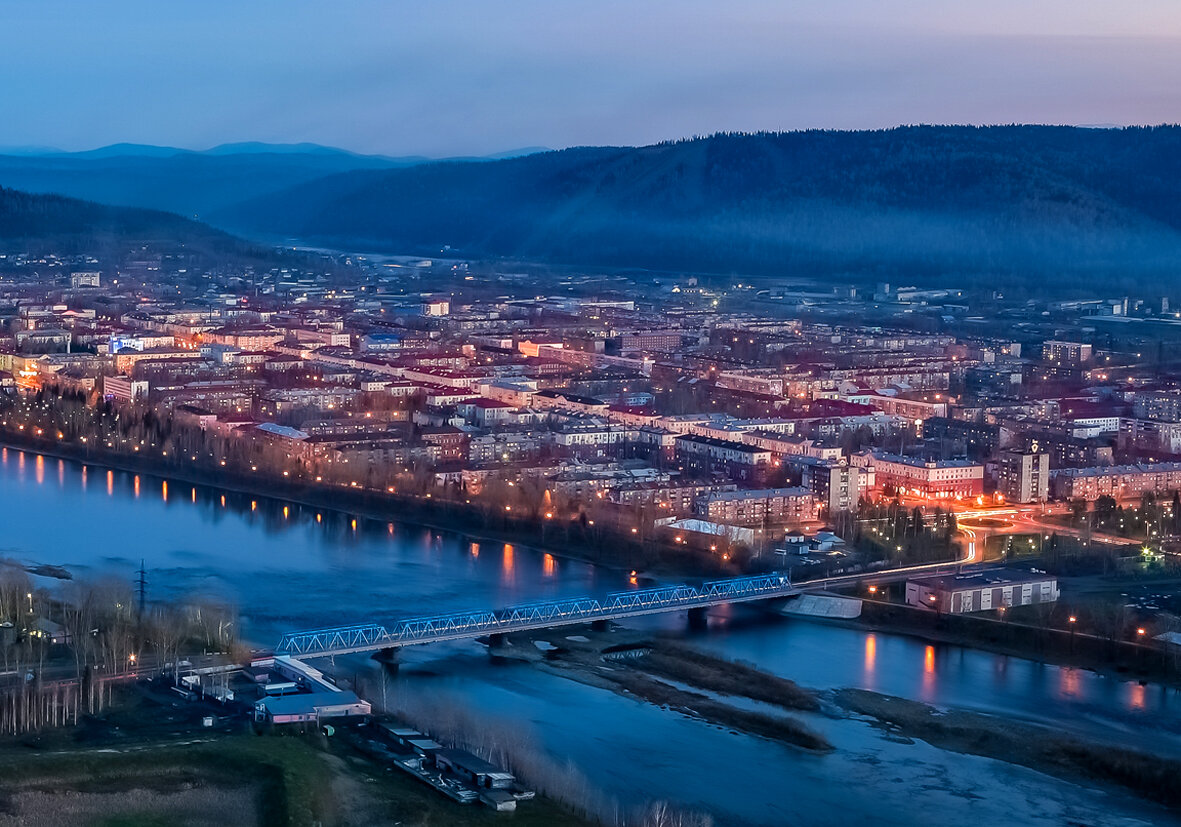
276,572 -> 798,659
276,559 -> 988,660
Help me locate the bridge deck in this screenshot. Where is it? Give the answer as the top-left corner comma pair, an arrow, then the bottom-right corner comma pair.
276,561 -> 992,660
277,573 -> 797,658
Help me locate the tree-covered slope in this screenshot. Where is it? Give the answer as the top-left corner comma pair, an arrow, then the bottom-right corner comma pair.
215,126 -> 1181,286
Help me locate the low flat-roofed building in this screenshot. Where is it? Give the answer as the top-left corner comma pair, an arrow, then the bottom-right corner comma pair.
906,569 -> 1058,614
253,690 -> 371,725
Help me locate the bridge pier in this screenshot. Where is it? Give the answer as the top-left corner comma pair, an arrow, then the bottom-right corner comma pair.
687,607 -> 709,630
590,619 -> 609,632
372,647 -> 400,674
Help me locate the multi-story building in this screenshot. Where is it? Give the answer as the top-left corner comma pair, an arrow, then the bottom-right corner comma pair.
1133,390 -> 1181,423
675,435 -> 772,483
616,331 -> 684,353
695,487 -> 819,526
1120,418 -> 1181,454
923,417 -> 1005,457
102,374 -> 149,402
610,481 -> 738,515
1019,430 -> 1114,469
261,387 -> 361,415
998,449 -> 1050,503
1050,463 -> 1181,501
856,452 -> 984,499
203,327 -> 285,351
841,390 -> 948,421
1042,340 -> 1092,364
797,458 -> 873,513
468,432 -> 542,464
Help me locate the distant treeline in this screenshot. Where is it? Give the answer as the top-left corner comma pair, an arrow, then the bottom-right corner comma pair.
216,125 -> 1181,289
0,186 -> 307,269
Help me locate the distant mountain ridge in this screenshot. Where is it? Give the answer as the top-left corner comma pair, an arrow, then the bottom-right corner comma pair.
213,125 -> 1181,287
0,143 -> 549,221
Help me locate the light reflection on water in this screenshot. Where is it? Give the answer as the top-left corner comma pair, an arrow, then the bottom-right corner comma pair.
0,448 -> 625,643
863,633 -> 876,689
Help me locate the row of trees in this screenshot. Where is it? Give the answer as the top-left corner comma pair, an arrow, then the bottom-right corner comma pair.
837,498 -> 959,566
0,561 -> 239,732
1069,491 -> 1181,539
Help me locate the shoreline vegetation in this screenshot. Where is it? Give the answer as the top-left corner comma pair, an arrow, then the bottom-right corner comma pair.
382,691 -> 712,827
0,430 -> 725,585
833,688 -> 1181,811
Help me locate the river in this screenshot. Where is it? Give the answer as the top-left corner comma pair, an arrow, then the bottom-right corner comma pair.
2,448 -> 1178,825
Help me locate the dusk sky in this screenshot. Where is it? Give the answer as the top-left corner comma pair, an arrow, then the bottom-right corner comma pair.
3,0 -> 1179,156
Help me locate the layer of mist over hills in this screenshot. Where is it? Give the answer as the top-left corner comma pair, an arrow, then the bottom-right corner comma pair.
213,125 -> 1181,290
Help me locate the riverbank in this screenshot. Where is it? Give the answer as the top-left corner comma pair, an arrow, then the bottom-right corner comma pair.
0,433 -> 727,590
838,597 -> 1181,688
834,687 -> 1181,811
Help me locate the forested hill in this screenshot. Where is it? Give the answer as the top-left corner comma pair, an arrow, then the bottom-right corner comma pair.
0,186 -> 271,262
214,125 -> 1181,288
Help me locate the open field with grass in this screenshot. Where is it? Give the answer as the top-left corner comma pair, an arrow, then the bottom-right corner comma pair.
0,732 -> 592,827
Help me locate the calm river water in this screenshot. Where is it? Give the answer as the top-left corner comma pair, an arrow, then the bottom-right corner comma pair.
2,448 -> 1178,826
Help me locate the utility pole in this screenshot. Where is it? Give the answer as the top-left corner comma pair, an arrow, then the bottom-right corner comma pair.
135,560 -> 147,618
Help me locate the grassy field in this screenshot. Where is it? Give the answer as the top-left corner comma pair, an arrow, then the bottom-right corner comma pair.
0,733 -> 593,827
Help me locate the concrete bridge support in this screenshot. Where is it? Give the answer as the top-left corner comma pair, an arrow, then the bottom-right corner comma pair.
688,607 -> 709,630
372,647 -> 400,674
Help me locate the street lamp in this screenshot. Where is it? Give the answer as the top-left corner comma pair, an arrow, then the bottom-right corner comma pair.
1068,615 -> 1076,653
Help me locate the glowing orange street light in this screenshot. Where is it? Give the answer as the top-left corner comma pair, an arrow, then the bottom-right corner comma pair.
868,585 -> 878,595
1137,628 -> 1146,638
